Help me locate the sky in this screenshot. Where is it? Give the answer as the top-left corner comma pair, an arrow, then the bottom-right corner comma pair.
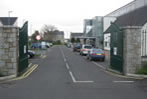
0,0 -> 134,38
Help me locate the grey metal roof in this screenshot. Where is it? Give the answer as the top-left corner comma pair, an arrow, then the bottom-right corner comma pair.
115,5 -> 147,27
104,5 -> 147,34
71,32 -> 84,37
0,17 -> 17,25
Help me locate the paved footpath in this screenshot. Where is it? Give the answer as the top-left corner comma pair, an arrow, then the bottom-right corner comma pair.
0,45 -> 147,99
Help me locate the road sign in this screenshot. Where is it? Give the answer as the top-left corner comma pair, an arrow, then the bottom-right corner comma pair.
36,35 -> 41,40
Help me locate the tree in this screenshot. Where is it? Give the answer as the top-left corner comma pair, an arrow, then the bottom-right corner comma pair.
41,25 -> 58,42
76,38 -> 80,43
71,38 -> 75,43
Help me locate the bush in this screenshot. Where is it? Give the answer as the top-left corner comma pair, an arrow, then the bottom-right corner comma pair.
53,40 -> 62,45
0,69 -> 3,77
136,66 -> 147,75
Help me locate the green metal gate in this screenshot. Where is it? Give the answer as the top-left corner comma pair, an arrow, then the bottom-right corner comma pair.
18,21 -> 28,73
110,23 -> 123,73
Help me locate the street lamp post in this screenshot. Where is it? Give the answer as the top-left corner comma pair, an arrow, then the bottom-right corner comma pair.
8,11 -> 13,26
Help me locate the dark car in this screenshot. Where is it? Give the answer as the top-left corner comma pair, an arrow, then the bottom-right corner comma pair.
73,43 -> 82,52
87,48 -> 105,61
28,50 -> 35,58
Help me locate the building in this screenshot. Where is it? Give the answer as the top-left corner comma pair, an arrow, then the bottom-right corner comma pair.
104,0 -> 147,50
83,17 -> 103,48
83,0 -> 147,50
70,32 -> 84,39
43,30 -> 64,43
0,17 -> 17,26
105,5 -> 147,74
70,32 -> 94,44
54,31 -> 64,43
70,32 -> 85,43
83,16 -> 116,48
83,19 -> 93,36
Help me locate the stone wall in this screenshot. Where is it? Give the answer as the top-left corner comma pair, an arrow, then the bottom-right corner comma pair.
123,26 -> 142,74
0,26 -> 18,76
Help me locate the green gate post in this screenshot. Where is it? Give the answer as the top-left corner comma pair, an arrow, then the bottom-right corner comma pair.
110,23 -> 124,73
18,21 -> 29,74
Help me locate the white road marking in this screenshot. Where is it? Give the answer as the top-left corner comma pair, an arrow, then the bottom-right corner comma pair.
60,47 -> 94,83
28,63 -> 32,67
69,71 -> 76,82
60,49 -> 65,58
60,47 -> 66,61
113,81 -> 134,83
75,81 -> 94,83
66,63 -> 70,70
40,55 -> 47,59
92,62 -> 105,70
68,70 -> 94,83
64,58 -> 67,62
42,55 -> 47,59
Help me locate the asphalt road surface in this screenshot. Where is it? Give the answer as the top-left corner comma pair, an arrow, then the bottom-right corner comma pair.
0,45 -> 147,99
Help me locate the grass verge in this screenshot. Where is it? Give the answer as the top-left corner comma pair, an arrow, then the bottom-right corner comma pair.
136,66 -> 147,75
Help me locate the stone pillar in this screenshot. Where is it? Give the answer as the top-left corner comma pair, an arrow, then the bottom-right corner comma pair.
123,26 -> 142,74
0,26 -> 19,76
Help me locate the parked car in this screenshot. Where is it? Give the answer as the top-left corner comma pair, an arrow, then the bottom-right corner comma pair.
31,43 -> 41,49
87,48 -> 105,61
67,43 -> 72,48
41,42 -> 48,49
73,43 -> 82,52
28,50 -> 35,58
49,43 -> 53,46
80,45 -> 92,55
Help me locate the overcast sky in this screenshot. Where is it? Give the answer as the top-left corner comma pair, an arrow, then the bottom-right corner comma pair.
0,0 -> 133,38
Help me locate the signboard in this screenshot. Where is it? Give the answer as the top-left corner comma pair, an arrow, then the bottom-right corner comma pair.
114,47 -> 117,55
24,45 -> 26,53
36,35 -> 41,40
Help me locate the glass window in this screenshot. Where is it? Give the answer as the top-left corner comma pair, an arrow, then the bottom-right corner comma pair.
84,46 -> 92,49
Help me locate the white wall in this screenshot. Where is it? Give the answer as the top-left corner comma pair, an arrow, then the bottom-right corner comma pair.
104,33 -> 110,50
103,17 -> 116,50
103,17 -> 116,32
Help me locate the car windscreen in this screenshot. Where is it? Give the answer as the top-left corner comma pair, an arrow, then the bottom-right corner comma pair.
84,46 -> 92,49
75,44 -> 81,48
92,49 -> 104,53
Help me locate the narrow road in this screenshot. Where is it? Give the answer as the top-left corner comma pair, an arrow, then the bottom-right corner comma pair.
0,45 -> 147,99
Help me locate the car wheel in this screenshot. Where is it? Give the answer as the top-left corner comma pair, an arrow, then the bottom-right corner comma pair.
102,58 -> 105,61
